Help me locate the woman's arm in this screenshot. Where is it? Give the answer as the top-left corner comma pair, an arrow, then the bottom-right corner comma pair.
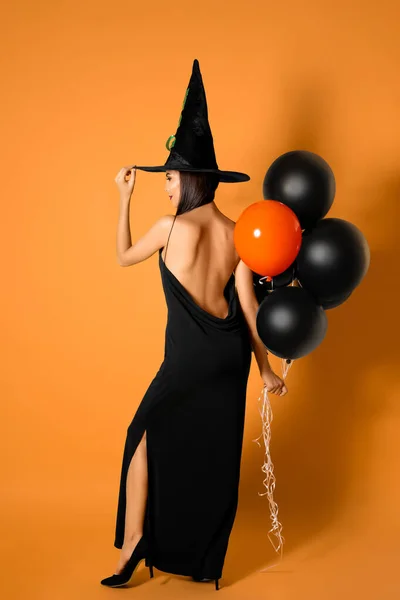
234,259 -> 272,374
116,195 -> 132,264
115,165 -> 173,267
116,194 -> 174,267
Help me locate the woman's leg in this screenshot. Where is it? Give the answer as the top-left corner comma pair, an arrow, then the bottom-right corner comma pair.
114,430 -> 148,574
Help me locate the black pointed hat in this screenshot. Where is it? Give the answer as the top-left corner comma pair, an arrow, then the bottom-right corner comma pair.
133,59 -> 250,183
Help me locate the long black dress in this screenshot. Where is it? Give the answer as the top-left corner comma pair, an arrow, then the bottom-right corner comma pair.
113,215 -> 252,581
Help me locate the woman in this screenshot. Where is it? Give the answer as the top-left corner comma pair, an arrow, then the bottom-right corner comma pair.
100,165 -> 287,590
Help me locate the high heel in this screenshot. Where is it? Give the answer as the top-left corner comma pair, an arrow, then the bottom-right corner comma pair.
192,575 -> 220,590
145,557 -> 154,578
100,536 -> 152,587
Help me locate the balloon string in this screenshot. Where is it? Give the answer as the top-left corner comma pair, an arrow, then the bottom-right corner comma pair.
257,269 -> 298,290
258,275 -> 273,286
252,359 -> 293,570
282,357 -> 294,378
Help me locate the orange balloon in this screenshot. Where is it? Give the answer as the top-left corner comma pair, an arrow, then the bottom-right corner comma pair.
234,200 -> 302,277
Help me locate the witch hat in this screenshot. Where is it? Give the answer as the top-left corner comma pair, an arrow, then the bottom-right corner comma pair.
133,59 -> 250,183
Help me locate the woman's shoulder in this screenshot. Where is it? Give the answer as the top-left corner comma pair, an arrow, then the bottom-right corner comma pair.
165,208 -> 236,237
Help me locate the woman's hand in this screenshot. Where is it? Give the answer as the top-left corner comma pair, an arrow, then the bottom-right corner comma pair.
115,165 -> 136,200
261,366 -> 288,397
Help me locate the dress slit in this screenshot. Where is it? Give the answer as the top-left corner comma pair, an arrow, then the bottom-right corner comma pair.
114,420 -> 151,551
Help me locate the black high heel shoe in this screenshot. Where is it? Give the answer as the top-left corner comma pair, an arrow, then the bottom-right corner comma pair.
192,575 -> 220,590
100,536 -> 153,587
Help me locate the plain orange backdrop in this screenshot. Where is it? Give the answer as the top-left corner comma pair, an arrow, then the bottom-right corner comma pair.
2,1 -> 399,599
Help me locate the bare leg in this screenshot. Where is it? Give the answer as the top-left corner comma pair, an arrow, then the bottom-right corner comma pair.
114,430 -> 148,575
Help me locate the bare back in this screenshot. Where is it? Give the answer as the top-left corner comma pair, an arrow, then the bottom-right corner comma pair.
160,203 -> 240,320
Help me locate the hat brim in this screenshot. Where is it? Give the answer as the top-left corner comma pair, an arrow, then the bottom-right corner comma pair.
133,165 -> 250,183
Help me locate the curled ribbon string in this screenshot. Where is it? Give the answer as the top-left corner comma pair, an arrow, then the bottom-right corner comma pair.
252,358 -> 294,570
258,275 -> 273,287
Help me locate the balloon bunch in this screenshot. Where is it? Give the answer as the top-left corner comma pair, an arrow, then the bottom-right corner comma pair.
234,150 -> 370,361
235,151 -> 370,567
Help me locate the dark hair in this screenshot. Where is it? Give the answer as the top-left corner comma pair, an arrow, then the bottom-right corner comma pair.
175,171 -> 220,215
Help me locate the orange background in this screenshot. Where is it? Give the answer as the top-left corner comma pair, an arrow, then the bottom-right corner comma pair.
2,1 -> 399,598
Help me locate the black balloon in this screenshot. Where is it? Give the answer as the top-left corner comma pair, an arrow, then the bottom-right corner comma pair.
320,289 -> 352,310
263,150 -> 336,230
296,218 -> 370,304
256,286 -> 328,359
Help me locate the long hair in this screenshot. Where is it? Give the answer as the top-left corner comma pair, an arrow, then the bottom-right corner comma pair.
175,171 -> 220,216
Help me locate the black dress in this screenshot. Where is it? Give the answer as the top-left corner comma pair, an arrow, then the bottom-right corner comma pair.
113,214 -> 252,581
